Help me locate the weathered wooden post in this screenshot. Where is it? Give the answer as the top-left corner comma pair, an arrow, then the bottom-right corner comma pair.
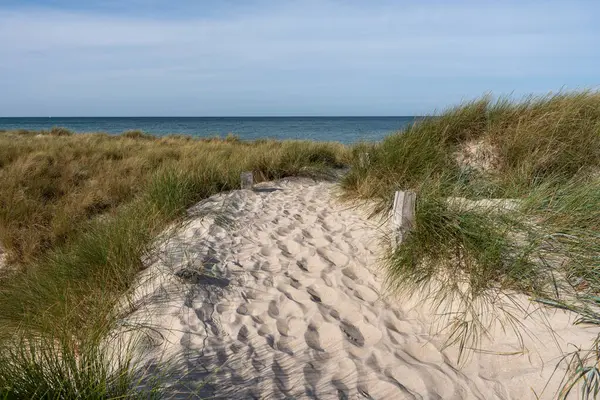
391,190 -> 416,248
240,171 -> 254,189
359,152 -> 370,168
0,244 -> 5,270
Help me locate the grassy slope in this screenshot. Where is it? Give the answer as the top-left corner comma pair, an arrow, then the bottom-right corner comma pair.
0,129 -> 349,398
0,129 -> 346,266
342,91 -> 600,393
343,92 -> 600,295
344,92 -> 600,203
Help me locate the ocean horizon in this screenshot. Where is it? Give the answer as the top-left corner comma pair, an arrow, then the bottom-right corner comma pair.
0,116 -> 418,144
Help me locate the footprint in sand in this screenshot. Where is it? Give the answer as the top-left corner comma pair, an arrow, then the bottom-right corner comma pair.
277,282 -> 312,305
276,316 -> 305,337
268,300 -> 280,318
277,239 -> 301,256
288,270 -> 317,288
317,248 -> 349,268
307,283 -> 338,307
276,335 -> 299,355
257,323 -> 273,337
353,284 -> 380,303
343,228 -> 369,240
335,240 -> 352,254
305,321 -> 344,353
260,246 -> 273,257
260,259 -> 282,273
303,363 -> 322,393
312,237 -> 332,248
270,293 -> 305,320
237,324 -> 250,343
236,301 -> 267,317
340,319 -> 383,348
301,228 -> 313,239
180,329 -> 206,351
276,226 -> 290,236
297,254 -> 327,273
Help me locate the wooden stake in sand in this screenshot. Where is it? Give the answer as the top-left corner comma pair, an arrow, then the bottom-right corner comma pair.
359,152 -> 370,168
391,190 -> 416,248
240,171 -> 254,189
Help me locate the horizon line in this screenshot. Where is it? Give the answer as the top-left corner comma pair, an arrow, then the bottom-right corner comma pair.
0,115 -> 423,118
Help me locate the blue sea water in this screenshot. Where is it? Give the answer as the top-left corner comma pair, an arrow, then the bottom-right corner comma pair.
0,117 -> 416,144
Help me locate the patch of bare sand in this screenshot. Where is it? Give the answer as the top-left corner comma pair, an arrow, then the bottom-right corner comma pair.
456,139 -> 500,173
116,178 -> 597,399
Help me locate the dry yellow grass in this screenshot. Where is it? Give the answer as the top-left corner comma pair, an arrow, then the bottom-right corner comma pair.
0,130 -> 348,266
0,130 -> 349,397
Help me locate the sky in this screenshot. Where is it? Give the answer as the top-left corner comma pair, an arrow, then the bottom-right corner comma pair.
0,0 -> 598,116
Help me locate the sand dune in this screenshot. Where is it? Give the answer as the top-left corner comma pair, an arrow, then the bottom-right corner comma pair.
118,178 -> 598,399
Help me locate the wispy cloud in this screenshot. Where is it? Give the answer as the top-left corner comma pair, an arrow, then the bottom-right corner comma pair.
0,1 -> 597,116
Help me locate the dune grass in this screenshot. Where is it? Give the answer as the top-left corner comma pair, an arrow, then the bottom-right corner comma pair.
342,91 -> 600,295
344,91 -> 600,204
342,91 -> 600,384
0,130 -> 347,266
0,130 -> 349,398
0,327 -> 161,399
3,91 -> 600,396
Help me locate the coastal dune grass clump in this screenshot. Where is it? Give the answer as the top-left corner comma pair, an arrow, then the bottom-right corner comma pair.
0,130 -> 349,398
0,327 -> 156,399
343,91 -> 600,296
344,91 -> 600,205
342,91 -> 600,393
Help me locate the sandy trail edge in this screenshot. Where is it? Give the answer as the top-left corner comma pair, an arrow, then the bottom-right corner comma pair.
113,178 -> 598,399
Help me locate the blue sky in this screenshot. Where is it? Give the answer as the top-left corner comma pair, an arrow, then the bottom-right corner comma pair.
0,1 -> 598,116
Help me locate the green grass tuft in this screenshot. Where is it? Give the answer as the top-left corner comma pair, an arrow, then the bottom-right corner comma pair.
0,327 -> 160,399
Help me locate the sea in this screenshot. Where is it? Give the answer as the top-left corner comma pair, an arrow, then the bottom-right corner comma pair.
0,117 -> 417,144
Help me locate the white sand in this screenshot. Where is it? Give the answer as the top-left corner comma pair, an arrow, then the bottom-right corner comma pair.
119,178 -> 598,399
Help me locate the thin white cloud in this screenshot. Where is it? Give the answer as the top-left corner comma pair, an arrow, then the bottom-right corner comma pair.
0,1 -> 597,115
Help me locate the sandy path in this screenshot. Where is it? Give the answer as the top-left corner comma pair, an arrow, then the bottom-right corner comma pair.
120,178 -> 597,399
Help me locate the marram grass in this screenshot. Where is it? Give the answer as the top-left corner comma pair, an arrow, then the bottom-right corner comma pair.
0,131 -> 350,398
342,90 -> 600,392
2,90 -> 600,397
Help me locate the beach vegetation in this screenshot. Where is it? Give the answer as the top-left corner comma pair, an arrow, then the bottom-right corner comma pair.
0,130 -> 348,398
342,90 -> 600,391
3,90 -> 600,397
